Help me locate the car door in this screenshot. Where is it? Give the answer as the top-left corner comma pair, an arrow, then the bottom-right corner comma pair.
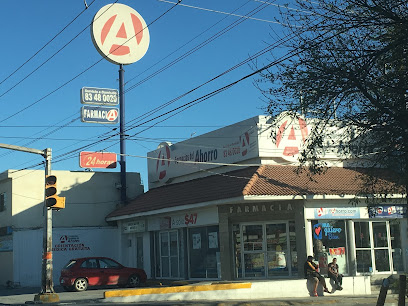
98,258 -> 125,285
79,258 -> 102,286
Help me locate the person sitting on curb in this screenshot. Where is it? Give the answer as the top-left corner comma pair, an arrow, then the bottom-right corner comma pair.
304,255 -> 331,296
328,258 -> 343,290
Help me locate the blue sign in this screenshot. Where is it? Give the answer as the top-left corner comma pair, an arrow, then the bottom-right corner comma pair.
314,223 -> 343,240
313,223 -> 322,239
81,87 -> 118,105
368,205 -> 406,218
81,106 -> 119,124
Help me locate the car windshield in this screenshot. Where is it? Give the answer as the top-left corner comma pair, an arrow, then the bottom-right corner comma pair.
63,260 -> 77,269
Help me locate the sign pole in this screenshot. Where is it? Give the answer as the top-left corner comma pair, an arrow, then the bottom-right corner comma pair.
91,3 -> 150,205
119,64 -> 127,204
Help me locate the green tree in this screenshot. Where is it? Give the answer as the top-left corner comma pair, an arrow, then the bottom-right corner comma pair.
257,0 -> 408,201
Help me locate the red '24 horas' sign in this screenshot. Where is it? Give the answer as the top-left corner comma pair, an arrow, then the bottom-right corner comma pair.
80,151 -> 117,169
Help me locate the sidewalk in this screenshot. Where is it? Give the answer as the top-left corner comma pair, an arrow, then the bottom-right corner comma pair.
0,284 -> 405,306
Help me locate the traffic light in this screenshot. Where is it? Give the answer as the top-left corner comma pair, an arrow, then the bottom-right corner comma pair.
45,175 -> 65,210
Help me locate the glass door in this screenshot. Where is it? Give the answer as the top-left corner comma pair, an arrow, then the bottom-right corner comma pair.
372,222 -> 391,272
355,222 -> 372,273
159,230 -> 179,278
242,224 -> 265,278
136,236 -> 143,269
390,220 -> 403,271
354,221 -> 392,274
236,221 -> 293,278
266,223 -> 289,277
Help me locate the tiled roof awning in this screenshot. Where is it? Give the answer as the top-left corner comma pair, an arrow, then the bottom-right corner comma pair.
106,165 -> 403,220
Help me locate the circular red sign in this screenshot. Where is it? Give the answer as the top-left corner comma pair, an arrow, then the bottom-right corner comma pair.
91,3 -> 150,65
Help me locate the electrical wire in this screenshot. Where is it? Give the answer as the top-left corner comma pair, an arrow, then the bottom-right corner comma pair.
0,1 -> 182,166
125,0 -> 276,93
158,0 -> 284,24
0,0 -> 97,87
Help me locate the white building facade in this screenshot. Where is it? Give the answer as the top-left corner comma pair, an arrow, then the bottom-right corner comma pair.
107,114 -> 407,283
0,169 -> 144,287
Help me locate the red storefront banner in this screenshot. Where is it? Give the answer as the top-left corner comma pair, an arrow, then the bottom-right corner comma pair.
80,151 -> 117,169
329,247 -> 345,255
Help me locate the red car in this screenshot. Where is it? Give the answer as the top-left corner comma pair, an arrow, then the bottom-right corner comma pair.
59,257 -> 147,292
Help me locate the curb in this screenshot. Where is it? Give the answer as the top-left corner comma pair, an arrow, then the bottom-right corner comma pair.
104,282 -> 252,298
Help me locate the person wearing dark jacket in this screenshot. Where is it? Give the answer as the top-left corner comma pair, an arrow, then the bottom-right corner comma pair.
304,255 -> 330,296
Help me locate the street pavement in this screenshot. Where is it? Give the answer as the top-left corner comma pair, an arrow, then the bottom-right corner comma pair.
0,286 -> 405,306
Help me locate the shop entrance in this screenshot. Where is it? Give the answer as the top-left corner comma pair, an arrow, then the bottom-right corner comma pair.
233,221 -> 297,278
159,230 -> 179,278
354,220 -> 402,274
123,233 -> 144,269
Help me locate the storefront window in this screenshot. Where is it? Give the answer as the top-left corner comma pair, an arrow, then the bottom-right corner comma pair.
311,220 -> 347,276
266,223 -> 287,277
390,220 -> 403,271
354,221 -> 392,273
289,221 -> 298,276
375,249 -> 390,272
154,230 -> 182,278
188,225 -> 220,278
373,222 -> 388,248
356,250 -> 372,272
243,225 -> 263,251
233,221 -> 296,278
232,224 -> 242,278
355,222 -> 370,248
242,224 -> 265,277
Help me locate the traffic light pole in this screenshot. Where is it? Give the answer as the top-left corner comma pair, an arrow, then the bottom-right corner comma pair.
0,144 -> 59,303
35,148 -> 59,301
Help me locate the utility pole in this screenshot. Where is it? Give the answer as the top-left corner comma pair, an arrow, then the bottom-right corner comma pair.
0,144 -> 59,303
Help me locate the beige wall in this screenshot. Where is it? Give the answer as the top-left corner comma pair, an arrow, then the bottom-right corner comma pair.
0,174 -> 13,228
5,169 -> 143,229
0,251 -> 13,285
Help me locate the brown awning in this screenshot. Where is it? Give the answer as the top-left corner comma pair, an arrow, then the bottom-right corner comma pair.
106,165 -> 403,220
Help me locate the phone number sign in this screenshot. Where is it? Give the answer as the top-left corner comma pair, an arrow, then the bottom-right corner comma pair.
81,87 -> 118,105
80,151 -> 117,169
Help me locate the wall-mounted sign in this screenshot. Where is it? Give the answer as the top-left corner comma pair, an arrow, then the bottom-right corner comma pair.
147,207 -> 218,231
123,220 -> 145,233
148,119 -> 259,186
81,87 -> 118,105
81,105 -> 119,124
52,234 -> 91,252
368,205 -> 406,218
329,247 -> 345,255
91,3 -> 150,65
314,207 -> 360,219
313,222 -> 343,240
274,112 -> 308,162
80,151 -> 117,169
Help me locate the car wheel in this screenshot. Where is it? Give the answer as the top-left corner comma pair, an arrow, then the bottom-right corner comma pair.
73,278 -> 88,292
127,274 -> 140,287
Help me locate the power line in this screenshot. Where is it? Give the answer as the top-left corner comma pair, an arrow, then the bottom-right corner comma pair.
125,0 -> 275,93
0,0 -> 97,87
1,1 -> 280,169
158,0 -> 285,24
4,5 -> 323,172
0,1 -> 182,166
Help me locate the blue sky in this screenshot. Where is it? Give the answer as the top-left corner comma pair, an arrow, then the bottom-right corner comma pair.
0,0 -> 288,191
